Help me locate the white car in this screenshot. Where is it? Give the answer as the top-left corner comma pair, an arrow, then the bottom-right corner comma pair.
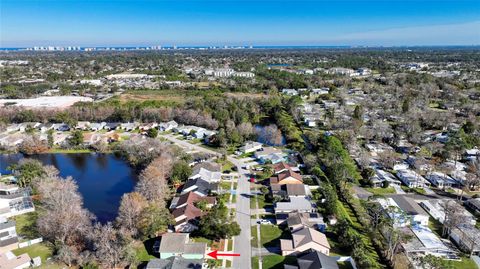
257,219 -> 271,225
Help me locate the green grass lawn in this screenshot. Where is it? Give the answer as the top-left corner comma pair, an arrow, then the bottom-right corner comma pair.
191,236 -> 213,247
433,257 -> 478,269
259,225 -> 284,247
227,239 -> 233,251
134,242 -> 156,262
252,255 -> 296,269
364,187 -> 395,196
47,148 -> 92,154
12,243 -> 53,263
251,226 -> 258,246
220,181 -> 232,191
13,212 -> 40,240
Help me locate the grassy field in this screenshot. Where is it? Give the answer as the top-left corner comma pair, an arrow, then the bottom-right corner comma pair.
259,225 -> 284,247
364,187 -> 395,196
252,255 -> 296,269
47,148 -> 92,154
13,212 -> 40,240
12,243 -> 54,264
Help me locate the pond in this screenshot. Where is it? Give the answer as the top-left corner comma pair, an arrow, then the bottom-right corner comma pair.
0,153 -> 137,223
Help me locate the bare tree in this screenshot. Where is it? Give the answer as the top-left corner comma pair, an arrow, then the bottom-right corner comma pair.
116,192 -> 148,238
36,174 -> 94,264
135,155 -> 173,204
90,223 -> 133,269
261,124 -> 283,146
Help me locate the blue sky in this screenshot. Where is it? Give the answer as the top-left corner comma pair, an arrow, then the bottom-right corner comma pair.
1,0 -> 479,47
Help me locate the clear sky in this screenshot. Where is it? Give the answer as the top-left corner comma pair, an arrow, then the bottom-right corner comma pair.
1,0 -> 479,47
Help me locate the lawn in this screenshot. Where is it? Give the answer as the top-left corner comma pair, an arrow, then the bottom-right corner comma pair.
134,241 -> 156,262
252,255 -> 296,269
438,257 -> 478,269
47,148 -> 92,154
12,243 -> 53,263
251,226 -> 258,246
13,212 -> 40,240
364,187 -> 395,196
259,225 -> 284,247
250,193 -> 273,210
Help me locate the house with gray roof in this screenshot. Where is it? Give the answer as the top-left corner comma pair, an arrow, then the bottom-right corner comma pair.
157,233 -> 206,260
146,256 -> 203,269
284,250 -> 339,269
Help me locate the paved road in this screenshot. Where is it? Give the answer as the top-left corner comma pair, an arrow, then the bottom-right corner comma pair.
229,157 -> 253,269
160,134 -> 252,269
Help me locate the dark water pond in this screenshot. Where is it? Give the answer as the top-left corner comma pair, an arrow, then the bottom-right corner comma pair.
0,153 -> 136,223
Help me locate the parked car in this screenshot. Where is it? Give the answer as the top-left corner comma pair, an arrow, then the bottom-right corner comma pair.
257,219 -> 272,225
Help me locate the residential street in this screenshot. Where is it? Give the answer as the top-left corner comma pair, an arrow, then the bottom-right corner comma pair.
160,134 -> 252,269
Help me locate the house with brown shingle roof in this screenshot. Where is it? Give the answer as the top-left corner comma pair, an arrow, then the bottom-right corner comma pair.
273,162 -> 292,174
280,227 -> 330,256
169,192 -> 216,232
172,204 -> 205,232
270,169 -> 303,185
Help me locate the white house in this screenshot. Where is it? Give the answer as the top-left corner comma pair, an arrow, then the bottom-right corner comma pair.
0,183 -> 35,219
425,172 -> 458,189
282,89 -> 298,96
239,141 -> 263,154
395,169 -> 430,188
159,121 -> 178,131
0,218 -> 18,252
189,168 -> 222,183
376,197 -> 429,227
420,199 -> 476,226
0,251 -> 31,269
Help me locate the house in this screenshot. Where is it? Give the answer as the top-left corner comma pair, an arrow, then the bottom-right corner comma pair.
270,169 -> 303,185
271,184 -> 308,200
38,123 -> 54,133
450,225 -> 480,255
157,233 -> 206,260
0,251 -> 31,269
370,168 -> 401,188
401,225 -> 456,258
146,256 -> 203,269
239,141 -> 263,154
376,197 -> 429,227
172,204 -> 205,232
282,89 -> 298,96
171,192 -> 216,209
286,212 -> 313,233
425,172 -> 458,188
179,178 -> 217,197
0,218 -> 18,252
189,162 -> 222,183
311,88 -> 329,95
275,197 -> 315,214
390,196 -> 430,226
280,227 -> 330,256
89,122 -> 106,131
395,169 -> 430,188
52,123 -> 70,131
104,122 -> 120,131
273,162 -> 294,175
465,198 -> 480,215
255,147 -> 287,164
75,121 -> 91,130
119,122 -> 138,132
139,122 -> 158,131
0,183 -> 35,219
159,121 -> 178,132
420,199 -> 476,226
284,250 -> 339,269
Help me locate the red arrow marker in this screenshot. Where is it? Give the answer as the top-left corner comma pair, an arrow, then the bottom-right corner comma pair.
207,250 -> 241,259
